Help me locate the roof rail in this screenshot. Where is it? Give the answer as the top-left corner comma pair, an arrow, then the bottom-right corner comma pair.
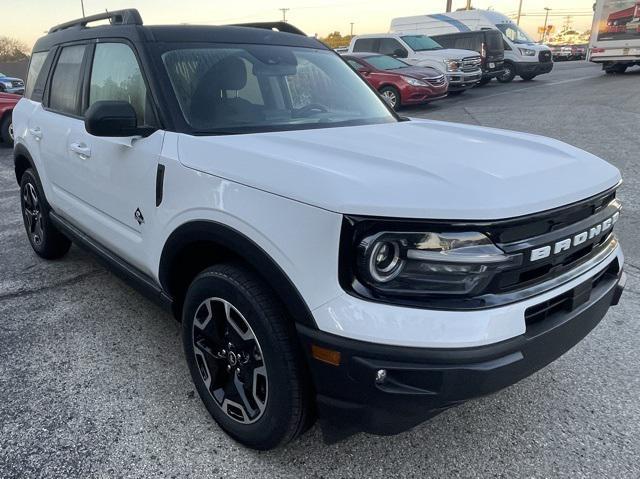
230,22 -> 307,36
48,8 -> 143,34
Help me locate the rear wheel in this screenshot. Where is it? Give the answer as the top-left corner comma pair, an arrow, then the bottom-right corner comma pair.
1,113 -> 13,146
497,63 -> 516,83
605,64 -> 628,74
379,86 -> 401,111
182,264 -> 312,450
20,169 -> 71,259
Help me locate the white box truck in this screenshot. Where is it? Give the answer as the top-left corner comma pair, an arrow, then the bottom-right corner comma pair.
391,10 -> 554,82
589,0 -> 640,73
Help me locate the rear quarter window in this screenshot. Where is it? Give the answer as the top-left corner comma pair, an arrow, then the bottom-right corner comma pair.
25,51 -> 48,99
48,45 -> 86,116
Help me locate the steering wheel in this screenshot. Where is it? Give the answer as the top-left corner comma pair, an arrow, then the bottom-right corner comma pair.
296,103 -> 329,117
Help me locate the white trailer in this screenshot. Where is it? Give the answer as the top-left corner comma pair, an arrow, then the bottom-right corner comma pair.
589,0 -> 640,73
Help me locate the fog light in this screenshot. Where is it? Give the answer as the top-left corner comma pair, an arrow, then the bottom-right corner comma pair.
375,369 -> 387,384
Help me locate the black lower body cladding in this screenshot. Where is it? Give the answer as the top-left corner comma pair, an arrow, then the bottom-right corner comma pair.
297,262 -> 625,443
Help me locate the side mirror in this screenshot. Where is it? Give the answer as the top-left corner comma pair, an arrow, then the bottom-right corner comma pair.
393,48 -> 408,58
85,101 -> 155,138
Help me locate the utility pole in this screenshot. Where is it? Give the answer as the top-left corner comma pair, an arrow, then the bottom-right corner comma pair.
466,0 -> 472,9
542,7 -> 551,43
279,8 -> 290,23
350,22 -> 354,36
446,0 -> 453,13
516,0 -> 523,25
80,0 -> 85,17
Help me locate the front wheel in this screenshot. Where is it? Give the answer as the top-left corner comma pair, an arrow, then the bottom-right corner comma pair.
182,264 -> 312,450
497,63 -> 516,83
1,113 -> 13,146
20,169 -> 71,259
520,73 -> 537,81
379,86 -> 401,111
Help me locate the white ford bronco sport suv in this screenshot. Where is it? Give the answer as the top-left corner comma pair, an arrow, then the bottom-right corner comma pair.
13,10 -> 626,450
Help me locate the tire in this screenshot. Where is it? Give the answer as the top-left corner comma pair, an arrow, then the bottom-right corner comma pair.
605,64 -> 627,74
477,77 -> 492,86
20,169 -> 71,259
520,73 -> 537,81
182,264 -> 312,450
497,63 -> 516,83
379,86 -> 401,111
1,113 -> 13,147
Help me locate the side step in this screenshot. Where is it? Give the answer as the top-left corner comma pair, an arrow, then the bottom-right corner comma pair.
49,211 -> 173,312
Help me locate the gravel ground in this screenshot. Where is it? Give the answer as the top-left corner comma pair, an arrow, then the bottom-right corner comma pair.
1,61 -> 639,478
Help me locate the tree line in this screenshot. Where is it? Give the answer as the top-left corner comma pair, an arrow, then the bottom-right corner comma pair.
0,36 -> 30,62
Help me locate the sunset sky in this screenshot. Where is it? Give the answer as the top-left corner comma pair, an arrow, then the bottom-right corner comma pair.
1,0 -> 597,48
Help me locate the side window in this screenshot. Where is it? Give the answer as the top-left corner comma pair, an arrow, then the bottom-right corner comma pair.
347,59 -> 364,70
49,45 -> 86,115
285,58 -> 342,110
378,38 -> 406,56
89,43 -> 152,125
25,51 -> 48,99
353,38 -> 377,53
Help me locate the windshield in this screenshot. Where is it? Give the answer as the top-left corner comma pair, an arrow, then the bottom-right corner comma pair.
400,35 -> 443,51
364,55 -> 409,70
496,23 -> 535,44
161,44 -> 396,134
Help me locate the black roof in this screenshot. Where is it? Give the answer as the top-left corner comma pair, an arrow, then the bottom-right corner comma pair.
33,9 -> 324,52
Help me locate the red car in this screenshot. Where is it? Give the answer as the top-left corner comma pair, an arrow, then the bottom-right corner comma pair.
0,92 -> 20,147
343,53 -> 448,110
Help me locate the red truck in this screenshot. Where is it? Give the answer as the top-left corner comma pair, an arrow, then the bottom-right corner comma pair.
0,92 -> 20,146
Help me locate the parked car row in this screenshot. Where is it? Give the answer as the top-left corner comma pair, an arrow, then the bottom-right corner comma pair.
550,45 -> 587,61
0,72 -> 25,95
335,9 -> 554,110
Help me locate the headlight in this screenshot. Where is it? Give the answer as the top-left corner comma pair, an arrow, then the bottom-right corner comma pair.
354,231 -> 522,297
519,48 -> 536,56
444,59 -> 461,72
1,81 -> 12,87
402,76 -> 428,87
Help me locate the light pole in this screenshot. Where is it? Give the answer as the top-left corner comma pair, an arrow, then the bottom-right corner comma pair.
80,0 -> 85,17
466,0 -> 472,9
542,7 -> 551,43
446,0 -> 453,13
516,0 -> 523,25
350,22 -> 354,36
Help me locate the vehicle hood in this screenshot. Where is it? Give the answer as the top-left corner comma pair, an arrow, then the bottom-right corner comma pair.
0,76 -> 21,83
417,48 -> 480,60
394,66 -> 444,80
177,119 -> 621,220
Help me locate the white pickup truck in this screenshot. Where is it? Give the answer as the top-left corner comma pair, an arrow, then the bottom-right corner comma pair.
589,0 -> 640,73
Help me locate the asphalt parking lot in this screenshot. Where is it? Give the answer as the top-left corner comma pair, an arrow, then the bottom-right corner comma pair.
1,61 -> 639,478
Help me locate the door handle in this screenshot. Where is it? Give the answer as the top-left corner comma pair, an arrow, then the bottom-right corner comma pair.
28,127 -> 43,140
69,142 -> 91,160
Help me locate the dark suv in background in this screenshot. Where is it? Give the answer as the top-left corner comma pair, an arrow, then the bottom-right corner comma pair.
430,30 -> 505,84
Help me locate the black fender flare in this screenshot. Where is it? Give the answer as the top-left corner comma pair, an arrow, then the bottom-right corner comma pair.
13,143 -> 36,185
159,220 -> 318,328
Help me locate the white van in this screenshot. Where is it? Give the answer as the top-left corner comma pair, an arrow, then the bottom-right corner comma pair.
391,10 -> 554,82
348,33 -> 482,93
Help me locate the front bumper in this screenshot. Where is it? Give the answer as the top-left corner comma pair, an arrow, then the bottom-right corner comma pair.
446,70 -> 482,90
298,259 -> 625,442
515,61 -> 554,76
2,85 -> 24,95
482,60 -> 505,79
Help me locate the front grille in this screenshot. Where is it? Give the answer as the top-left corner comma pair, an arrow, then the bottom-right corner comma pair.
539,51 -> 552,62
426,75 -> 446,86
11,80 -> 24,87
462,56 -> 482,72
525,259 -> 619,326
